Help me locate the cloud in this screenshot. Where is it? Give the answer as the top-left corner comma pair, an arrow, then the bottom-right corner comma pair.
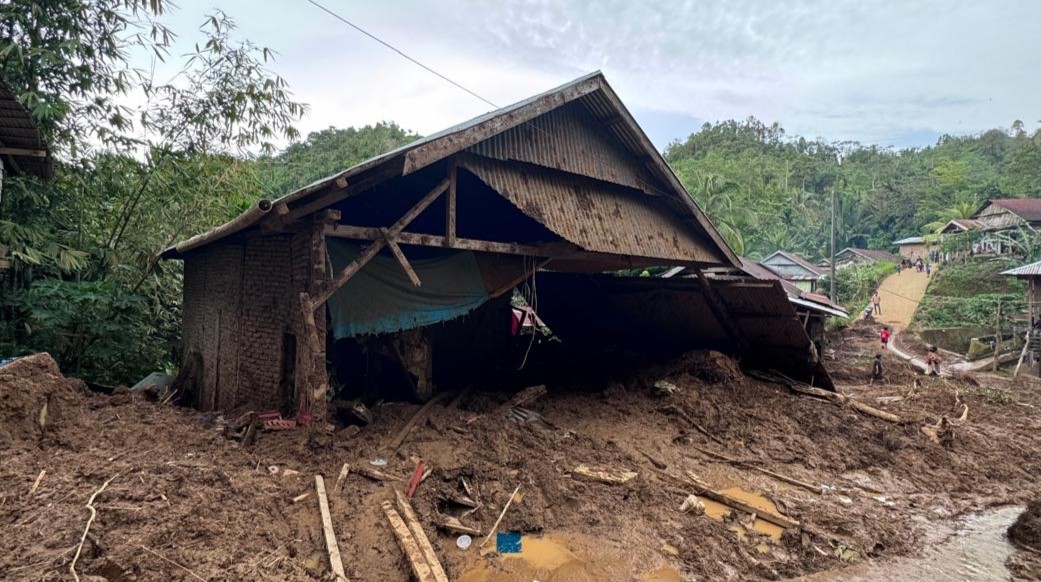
150,0 -> 1041,150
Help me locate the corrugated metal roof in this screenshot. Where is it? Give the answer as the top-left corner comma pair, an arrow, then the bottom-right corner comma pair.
837,248 -> 901,263
1002,261 -> 1041,277
0,78 -> 53,180
761,251 -> 825,278
974,199 -> 1041,223
164,72 -> 738,268
892,236 -> 924,245
461,156 -> 726,264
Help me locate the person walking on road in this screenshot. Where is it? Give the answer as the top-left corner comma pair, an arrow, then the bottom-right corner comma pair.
880,326 -> 891,349
871,290 -> 882,315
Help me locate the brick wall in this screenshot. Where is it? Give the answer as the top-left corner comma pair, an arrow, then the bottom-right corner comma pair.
180,227 -> 324,412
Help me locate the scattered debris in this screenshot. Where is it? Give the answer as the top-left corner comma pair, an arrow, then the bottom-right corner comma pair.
480,485 -> 521,548
292,492 -> 311,503
370,458 -> 387,467
355,466 -> 402,482
386,390 -> 456,452
690,445 -> 823,494
29,469 -> 45,494
334,463 -> 351,493
456,535 -> 472,550
406,460 -> 426,498
680,494 -> 705,514
439,516 -> 482,536
684,471 -> 799,530
572,464 -> 638,485
315,475 -> 348,582
654,379 -> 678,396
70,474 -> 119,582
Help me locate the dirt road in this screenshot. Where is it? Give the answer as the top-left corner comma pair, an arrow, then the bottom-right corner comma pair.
876,268 -> 931,330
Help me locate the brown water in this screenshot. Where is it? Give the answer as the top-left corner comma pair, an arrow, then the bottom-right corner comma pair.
458,533 -> 682,582
699,487 -> 786,541
799,505 -> 1023,582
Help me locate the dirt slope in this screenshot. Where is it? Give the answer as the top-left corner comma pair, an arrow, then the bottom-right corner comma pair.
875,269 -> 931,330
2,341 -> 1041,581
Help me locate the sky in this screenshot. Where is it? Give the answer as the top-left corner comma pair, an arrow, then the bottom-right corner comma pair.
145,0 -> 1041,152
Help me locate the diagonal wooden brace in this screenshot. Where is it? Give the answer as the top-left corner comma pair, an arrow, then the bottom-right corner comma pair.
381,227 -> 422,287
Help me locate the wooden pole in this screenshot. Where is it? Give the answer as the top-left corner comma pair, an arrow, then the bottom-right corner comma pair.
993,299 -> 1002,372
381,501 -> 436,582
315,476 -> 348,582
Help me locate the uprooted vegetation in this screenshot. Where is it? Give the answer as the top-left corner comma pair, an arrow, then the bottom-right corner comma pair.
3,339 -> 1041,581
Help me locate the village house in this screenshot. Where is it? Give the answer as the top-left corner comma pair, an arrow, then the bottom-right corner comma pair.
0,78 -> 53,271
759,250 -> 825,292
163,72 -> 837,419
833,247 -> 901,267
1002,260 -> 1041,376
971,199 -> 1041,255
892,236 -> 933,261
938,218 -> 981,235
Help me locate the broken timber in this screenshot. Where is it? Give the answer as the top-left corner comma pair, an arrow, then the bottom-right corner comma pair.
381,501 -> 437,582
385,390 -> 456,452
684,471 -> 799,530
764,370 -> 901,423
315,476 -> 348,581
394,489 -> 449,582
690,446 -> 822,494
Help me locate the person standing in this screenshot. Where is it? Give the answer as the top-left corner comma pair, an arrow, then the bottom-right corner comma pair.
926,345 -> 942,376
871,290 -> 882,315
880,326 -> 891,349
925,262 -> 932,277
870,353 -> 885,385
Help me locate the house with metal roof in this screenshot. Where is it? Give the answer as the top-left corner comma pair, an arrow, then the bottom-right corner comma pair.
938,218 -> 981,234
760,250 -> 825,292
1002,260 -> 1041,376
892,236 -> 934,261
163,72 -> 804,417
834,247 -> 901,267
971,199 -> 1041,255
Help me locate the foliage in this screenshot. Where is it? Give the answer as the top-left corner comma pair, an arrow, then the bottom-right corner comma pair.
666,118 -> 1041,260
0,4 -> 304,384
256,123 -> 420,197
911,257 -> 1025,330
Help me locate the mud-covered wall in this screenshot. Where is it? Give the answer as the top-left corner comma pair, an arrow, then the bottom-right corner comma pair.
181,228 -> 323,412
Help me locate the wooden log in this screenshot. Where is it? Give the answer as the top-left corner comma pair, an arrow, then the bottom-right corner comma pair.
354,466 -> 402,482
315,476 -> 348,581
786,379 -> 901,423
690,446 -> 822,494
381,501 -> 436,582
394,489 -> 449,582
684,471 -> 799,530
385,390 -> 456,452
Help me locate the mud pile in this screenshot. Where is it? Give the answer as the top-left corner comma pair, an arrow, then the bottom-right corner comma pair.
2,340 -> 1041,582
1009,501 -> 1041,550
0,353 -> 85,450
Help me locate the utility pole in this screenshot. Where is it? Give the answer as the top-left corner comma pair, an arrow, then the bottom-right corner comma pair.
830,154 -> 841,301
993,299 -> 1002,372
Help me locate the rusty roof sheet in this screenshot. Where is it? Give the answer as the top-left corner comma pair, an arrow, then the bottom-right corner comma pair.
975,199 -> 1041,222
0,78 -> 53,180
761,250 -> 825,278
1002,261 -> 1041,278
164,72 -> 738,267
461,156 -> 727,265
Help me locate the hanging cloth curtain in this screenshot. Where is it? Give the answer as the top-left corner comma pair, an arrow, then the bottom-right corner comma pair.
325,238 -> 491,338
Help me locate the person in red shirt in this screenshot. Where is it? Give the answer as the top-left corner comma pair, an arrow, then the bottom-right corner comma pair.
880,326 -> 891,349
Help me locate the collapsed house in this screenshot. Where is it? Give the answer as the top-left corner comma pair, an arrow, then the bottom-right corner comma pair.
163,72 -> 835,419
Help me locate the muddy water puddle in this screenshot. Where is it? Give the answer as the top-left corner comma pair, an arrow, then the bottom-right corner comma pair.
799,505 -> 1023,582
699,487 -> 786,542
459,533 -> 681,582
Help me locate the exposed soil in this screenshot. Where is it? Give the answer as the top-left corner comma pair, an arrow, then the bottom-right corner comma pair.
3,330 -> 1041,582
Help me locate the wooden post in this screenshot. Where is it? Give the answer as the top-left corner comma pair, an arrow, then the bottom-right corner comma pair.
446,164 -> 457,246
380,228 -> 421,287
993,299 -> 1002,372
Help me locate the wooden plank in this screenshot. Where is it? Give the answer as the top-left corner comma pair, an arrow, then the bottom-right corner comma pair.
315,476 -> 348,581
394,489 -> 450,582
326,224 -> 574,257
446,165 -> 458,246
684,471 -> 799,530
381,501 -> 436,582
381,228 -> 422,287
0,147 -> 47,157
334,463 -> 351,494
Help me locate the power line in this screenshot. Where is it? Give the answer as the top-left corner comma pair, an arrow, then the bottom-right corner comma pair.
303,0 -> 499,110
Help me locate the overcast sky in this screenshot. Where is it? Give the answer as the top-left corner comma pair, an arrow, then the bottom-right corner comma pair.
150,0 -> 1041,151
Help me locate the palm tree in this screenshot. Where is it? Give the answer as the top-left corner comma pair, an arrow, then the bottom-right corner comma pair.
687,173 -> 749,255
924,201 -> 979,233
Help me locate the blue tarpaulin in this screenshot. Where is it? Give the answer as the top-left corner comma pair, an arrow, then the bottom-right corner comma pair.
326,239 -> 491,338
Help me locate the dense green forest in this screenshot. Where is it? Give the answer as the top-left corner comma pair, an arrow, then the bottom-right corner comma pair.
3,0 -> 1041,385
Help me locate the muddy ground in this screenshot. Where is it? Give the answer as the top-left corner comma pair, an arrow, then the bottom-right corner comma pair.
2,321 -> 1041,581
